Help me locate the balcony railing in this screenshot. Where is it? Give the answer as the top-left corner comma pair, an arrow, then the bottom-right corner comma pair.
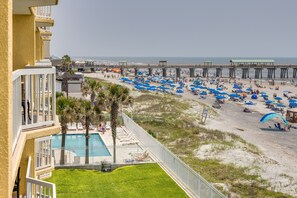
35,136 -> 52,170
35,6 -> 52,18
12,67 -> 56,151
26,156 -> 56,198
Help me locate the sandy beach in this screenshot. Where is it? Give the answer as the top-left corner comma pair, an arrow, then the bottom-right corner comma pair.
85,72 -> 297,196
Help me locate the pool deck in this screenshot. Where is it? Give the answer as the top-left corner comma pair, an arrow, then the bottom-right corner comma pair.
53,126 -> 153,165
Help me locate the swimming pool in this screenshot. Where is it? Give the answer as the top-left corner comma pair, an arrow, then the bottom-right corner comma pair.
52,134 -> 111,157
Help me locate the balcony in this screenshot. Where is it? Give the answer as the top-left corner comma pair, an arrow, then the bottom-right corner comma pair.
35,6 -> 54,27
40,27 -> 52,37
26,156 -> 56,198
13,0 -> 58,15
12,66 -> 57,152
35,136 -> 53,173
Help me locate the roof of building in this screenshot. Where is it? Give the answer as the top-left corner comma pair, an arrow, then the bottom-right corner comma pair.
230,59 -> 275,63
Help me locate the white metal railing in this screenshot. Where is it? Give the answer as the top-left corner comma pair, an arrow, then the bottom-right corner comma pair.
26,156 -> 56,198
35,6 -> 52,18
122,113 -> 226,198
12,67 -> 56,151
35,136 -> 52,170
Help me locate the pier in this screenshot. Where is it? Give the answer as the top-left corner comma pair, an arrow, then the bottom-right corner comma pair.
94,60 -> 297,79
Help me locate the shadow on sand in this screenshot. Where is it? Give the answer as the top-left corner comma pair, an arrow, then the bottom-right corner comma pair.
260,128 -> 287,133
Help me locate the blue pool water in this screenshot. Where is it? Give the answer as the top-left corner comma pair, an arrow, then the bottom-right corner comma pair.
52,134 -> 111,157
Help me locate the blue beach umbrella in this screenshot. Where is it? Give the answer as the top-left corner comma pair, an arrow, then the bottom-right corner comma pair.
275,97 -> 283,101
219,91 -> 228,95
200,91 -> 207,96
251,94 -> 258,99
260,92 -> 266,95
176,89 -> 184,94
260,112 -> 288,125
265,100 -> 273,104
289,99 -> 297,103
229,93 -> 239,98
245,101 -> 255,105
277,103 -> 286,108
216,95 -> 226,100
261,94 -> 268,98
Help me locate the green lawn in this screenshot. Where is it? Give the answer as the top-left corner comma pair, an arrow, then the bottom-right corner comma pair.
46,164 -> 188,198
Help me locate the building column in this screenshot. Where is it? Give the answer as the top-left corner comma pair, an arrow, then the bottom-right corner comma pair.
267,68 -> 274,79
229,68 -> 236,78
216,68 -> 222,77
120,66 -> 124,76
293,68 -> 297,78
202,68 -> 208,78
148,67 -> 152,76
162,68 -> 167,77
189,68 -> 195,78
0,0 -> 13,196
280,68 -> 288,79
242,68 -> 249,79
176,68 -> 181,79
254,68 -> 262,79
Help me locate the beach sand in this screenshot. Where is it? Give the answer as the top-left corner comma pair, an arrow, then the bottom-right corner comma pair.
85,72 -> 297,196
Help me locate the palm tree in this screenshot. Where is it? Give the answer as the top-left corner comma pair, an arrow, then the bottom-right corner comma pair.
56,96 -> 76,165
82,78 -> 102,105
61,54 -> 72,72
103,84 -> 132,163
80,99 -> 102,164
61,55 -> 73,98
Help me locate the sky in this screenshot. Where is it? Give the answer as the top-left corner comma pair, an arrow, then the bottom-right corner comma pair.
51,0 -> 297,57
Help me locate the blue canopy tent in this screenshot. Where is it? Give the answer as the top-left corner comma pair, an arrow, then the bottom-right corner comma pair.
260,113 -> 289,125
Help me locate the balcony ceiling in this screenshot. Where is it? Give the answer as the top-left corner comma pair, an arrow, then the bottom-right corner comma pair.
13,0 -> 57,15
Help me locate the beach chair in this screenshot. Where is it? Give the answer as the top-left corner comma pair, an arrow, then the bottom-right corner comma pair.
135,151 -> 149,161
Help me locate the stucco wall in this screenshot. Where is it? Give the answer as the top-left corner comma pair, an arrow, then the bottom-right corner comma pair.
13,14 -> 35,70
0,0 -> 13,197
